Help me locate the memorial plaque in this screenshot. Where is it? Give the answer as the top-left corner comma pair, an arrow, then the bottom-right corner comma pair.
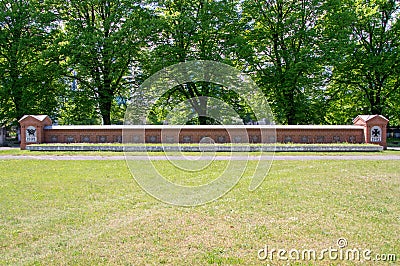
371,126 -> 382,142
26,126 -> 37,142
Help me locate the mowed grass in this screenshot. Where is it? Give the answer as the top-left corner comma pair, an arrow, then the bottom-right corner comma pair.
1,148 -> 400,157
0,159 -> 399,265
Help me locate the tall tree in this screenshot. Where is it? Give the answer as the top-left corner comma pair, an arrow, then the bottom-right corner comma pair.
59,0 -> 154,125
0,0 -> 63,126
324,0 -> 400,125
241,0 -> 328,124
143,0 -> 246,125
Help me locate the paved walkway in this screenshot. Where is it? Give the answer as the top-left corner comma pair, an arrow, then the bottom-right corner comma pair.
1,155 -> 400,161
1,146 -> 400,161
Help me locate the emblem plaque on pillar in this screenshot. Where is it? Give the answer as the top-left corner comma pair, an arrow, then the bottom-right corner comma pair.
26,126 -> 37,142
370,126 -> 382,142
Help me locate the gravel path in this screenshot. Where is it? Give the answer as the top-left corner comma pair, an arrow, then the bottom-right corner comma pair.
0,147 -> 17,150
1,155 -> 400,161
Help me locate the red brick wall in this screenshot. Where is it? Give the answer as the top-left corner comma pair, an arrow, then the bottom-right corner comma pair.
44,129 -> 123,144
275,128 -> 364,144
42,126 -> 365,144
19,114 -> 389,149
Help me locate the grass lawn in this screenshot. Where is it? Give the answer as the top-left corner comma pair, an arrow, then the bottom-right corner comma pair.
1,148 -> 400,157
0,159 -> 399,265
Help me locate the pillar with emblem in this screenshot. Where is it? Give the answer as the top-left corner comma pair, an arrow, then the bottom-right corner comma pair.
353,115 -> 389,148
18,115 -> 52,150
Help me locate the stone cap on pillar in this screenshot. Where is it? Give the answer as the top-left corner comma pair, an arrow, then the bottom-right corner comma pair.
353,114 -> 389,148
353,115 -> 389,125
18,115 -> 52,150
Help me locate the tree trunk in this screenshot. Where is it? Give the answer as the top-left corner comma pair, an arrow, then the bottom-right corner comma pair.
99,92 -> 112,125
100,101 -> 111,125
284,87 -> 296,125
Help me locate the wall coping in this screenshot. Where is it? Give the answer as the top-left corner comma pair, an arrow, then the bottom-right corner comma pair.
353,114 -> 389,123
44,125 -> 365,130
18,115 -> 50,123
26,144 -> 383,152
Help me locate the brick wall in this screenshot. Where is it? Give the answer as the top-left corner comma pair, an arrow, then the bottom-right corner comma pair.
275,126 -> 364,144
44,128 -> 123,144
42,126 -> 365,145
19,115 -> 389,149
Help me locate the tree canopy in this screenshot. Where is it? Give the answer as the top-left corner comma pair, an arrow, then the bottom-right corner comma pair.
0,0 -> 63,126
0,0 -> 399,127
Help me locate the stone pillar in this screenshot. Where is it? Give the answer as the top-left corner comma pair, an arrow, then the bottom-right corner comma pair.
18,115 -> 52,150
353,115 -> 389,148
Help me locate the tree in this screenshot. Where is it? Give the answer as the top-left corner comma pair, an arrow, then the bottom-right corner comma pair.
142,0 -> 248,125
241,0 -> 328,124
58,0 -> 154,125
0,0 -> 63,126
324,0 -> 400,125
56,84 -> 101,125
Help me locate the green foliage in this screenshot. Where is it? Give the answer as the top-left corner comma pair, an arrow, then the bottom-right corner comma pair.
241,0 -> 329,125
142,0 -> 246,125
146,82 -> 257,125
0,0 -> 399,127
324,0 -> 400,125
57,88 -> 100,125
149,0 -> 240,69
58,0 -> 154,125
0,0 -> 64,126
